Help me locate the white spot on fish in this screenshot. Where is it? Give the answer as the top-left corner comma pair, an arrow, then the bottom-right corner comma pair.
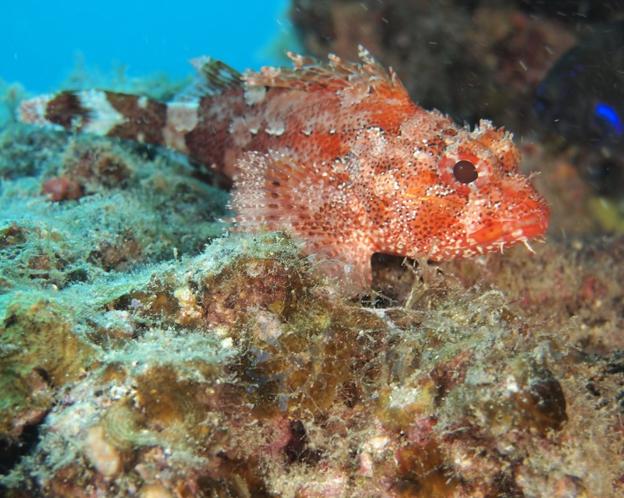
80,90 -> 126,135
229,116 -> 254,147
244,85 -> 266,106
163,101 -> 199,153
266,119 -> 285,136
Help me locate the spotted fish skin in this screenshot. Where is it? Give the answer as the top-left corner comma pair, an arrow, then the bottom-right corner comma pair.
19,48 -> 549,291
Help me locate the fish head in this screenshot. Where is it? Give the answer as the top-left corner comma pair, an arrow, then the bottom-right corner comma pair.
423,120 -> 549,259
382,119 -> 549,261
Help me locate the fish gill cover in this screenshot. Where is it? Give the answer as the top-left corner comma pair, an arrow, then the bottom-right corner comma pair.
1,1 -> 624,497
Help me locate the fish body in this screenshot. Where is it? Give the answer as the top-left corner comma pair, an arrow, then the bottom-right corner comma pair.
19,48 -> 549,290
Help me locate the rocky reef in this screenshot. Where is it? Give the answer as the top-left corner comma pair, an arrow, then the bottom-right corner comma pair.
2,2 -> 624,497
1,123 -> 622,496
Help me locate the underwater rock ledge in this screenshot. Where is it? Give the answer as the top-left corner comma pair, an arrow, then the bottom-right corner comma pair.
0,86 -> 623,497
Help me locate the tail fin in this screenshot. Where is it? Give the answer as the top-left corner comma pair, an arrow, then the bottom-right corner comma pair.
19,90 -> 200,155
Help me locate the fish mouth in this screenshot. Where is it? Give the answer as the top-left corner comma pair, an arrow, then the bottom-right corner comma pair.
514,216 -> 549,239
469,210 -> 549,249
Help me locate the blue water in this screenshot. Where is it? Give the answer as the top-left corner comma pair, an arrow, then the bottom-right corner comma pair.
1,0 -> 290,93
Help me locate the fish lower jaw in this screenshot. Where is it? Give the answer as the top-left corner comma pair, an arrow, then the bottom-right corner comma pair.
464,217 -> 548,256
419,217 -> 548,261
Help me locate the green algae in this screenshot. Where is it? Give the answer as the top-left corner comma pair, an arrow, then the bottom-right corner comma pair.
103,327 -> 236,378
0,301 -> 94,438
0,80 -> 24,128
0,131 -> 227,291
1,218 -> 622,496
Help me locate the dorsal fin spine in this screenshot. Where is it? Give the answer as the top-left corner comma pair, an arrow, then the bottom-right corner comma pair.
189,56 -> 242,94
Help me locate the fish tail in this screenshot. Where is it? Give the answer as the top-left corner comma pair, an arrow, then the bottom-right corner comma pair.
19,90 -> 199,155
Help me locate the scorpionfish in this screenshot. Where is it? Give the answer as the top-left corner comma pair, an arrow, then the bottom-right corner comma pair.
19,47 -> 549,290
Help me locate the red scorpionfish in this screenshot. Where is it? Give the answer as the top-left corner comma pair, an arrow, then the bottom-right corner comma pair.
19,47 -> 549,291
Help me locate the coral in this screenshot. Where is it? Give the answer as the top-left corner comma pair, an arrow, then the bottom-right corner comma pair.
0,80 -> 25,128
446,236 -> 624,353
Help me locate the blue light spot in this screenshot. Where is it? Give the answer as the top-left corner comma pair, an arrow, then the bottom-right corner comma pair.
594,102 -> 624,135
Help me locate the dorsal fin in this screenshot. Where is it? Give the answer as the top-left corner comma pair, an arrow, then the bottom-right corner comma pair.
191,57 -> 242,90
175,57 -> 243,101
243,45 -> 405,95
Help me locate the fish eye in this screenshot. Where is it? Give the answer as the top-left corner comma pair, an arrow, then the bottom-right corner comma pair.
453,160 -> 478,184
